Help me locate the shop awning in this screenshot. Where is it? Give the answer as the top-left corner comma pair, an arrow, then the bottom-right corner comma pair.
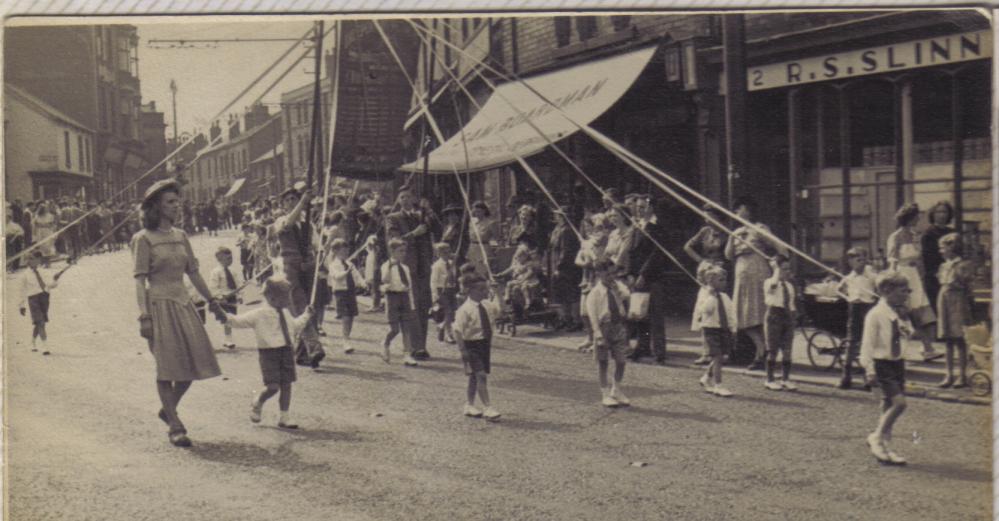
223,177 -> 246,198
399,45 -> 657,174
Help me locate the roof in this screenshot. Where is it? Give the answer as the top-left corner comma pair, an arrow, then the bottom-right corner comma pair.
5,84 -> 96,133
280,76 -> 331,102
199,113 -> 282,155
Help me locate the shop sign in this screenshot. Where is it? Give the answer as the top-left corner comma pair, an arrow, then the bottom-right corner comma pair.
748,30 -> 992,91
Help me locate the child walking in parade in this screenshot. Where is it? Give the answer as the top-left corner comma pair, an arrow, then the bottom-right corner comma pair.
329,238 -> 365,354
380,238 -> 418,367
430,242 -> 459,344
18,250 -> 62,355
936,232 -> 975,388
838,247 -> 878,389
209,247 -> 242,349
585,259 -> 631,407
692,265 -> 736,397
217,275 -> 313,430
860,271 -> 915,465
237,223 -> 256,282
763,255 -> 798,391
453,272 -> 501,420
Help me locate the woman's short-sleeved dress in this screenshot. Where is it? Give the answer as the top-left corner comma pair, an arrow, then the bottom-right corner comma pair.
886,227 -> 936,327
727,224 -> 773,330
133,227 -> 221,381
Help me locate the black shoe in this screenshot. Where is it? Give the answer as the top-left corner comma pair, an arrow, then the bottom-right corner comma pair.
746,360 -> 764,371
412,351 -> 430,361
655,358 -> 667,366
837,378 -> 851,390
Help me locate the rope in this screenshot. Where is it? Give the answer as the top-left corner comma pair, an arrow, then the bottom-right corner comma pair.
408,21 -> 697,284
6,26 -> 318,268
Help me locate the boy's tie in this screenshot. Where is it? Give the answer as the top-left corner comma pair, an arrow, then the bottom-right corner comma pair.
716,292 -> 729,330
890,319 -> 901,359
478,302 -> 493,341
276,307 -> 293,347
607,286 -> 621,322
446,260 -> 456,288
224,266 -> 236,290
32,267 -> 46,292
781,281 -> 790,311
343,259 -> 356,293
396,262 -> 409,286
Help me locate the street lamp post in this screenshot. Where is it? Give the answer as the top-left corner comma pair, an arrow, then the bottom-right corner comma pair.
170,79 -> 179,147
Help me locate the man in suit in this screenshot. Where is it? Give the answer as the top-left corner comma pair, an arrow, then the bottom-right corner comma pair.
630,198 -> 670,365
385,188 -> 436,359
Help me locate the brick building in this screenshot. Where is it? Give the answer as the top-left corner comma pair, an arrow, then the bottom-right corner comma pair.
404,11 -> 991,283
5,24 -> 147,203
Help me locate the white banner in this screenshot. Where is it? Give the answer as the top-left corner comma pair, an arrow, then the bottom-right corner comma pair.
748,30 -> 992,91
400,46 -> 657,174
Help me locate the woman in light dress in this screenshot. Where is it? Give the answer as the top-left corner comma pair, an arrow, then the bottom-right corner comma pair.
886,203 -> 941,362
466,201 -> 497,278
32,201 -> 58,258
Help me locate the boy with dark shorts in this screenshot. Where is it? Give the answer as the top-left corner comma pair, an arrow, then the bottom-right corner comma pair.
430,242 -> 459,344
380,238 -> 418,366
329,238 -> 365,354
453,273 -> 501,420
838,246 -> 878,389
209,247 -> 242,349
860,271 -> 914,465
585,259 -> 632,408
692,265 -> 736,397
219,275 -> 313,430
763,255 -> 799,391
18,250 -> 62,355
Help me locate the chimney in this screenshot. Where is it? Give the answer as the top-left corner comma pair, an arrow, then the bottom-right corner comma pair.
244,103 -> 271,131
209,121 -> 221,143
228,113 -> 241,140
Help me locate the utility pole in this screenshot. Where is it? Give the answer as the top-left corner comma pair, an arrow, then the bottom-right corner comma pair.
722,14 -> 748,208
170,79 -> 179,145
302,21 -> 324,247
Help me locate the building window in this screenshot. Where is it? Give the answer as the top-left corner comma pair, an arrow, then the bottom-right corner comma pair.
576,16 -> 598,41
443,20 -> 452,66
64,131 -> 72,169
610,16 -> 631,31
84,137 -> 91,171
78,135 -> 84,171
462,19 -> 468,42
554,17 -> 572,47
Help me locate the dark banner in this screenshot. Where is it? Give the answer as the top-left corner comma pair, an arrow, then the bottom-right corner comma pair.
328,20 -> 420,180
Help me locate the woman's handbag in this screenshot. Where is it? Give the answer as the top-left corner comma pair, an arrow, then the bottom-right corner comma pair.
628,292 -> 650,321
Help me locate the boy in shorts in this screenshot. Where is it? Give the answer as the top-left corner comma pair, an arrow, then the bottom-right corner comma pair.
329,238 -> 365,354
692,265 -> 736,397
585,259 -> 632,407
859,271 -> 914,465
209,247 -> 242,349
380,238 -> 418,366
18,250 -> 62,355
218,275 -> 313,430
452,273 -> 501,420
838,246 -> 878,389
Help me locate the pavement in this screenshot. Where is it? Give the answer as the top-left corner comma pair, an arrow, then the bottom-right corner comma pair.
4,229 -> 993,521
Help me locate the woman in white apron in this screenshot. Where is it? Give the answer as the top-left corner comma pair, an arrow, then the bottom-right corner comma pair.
886,203 -> 942,362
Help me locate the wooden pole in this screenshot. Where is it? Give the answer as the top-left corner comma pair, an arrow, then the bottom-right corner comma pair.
722,14 -> 747,208
951,72 -> 964,232
302,21 -> 324,245
838,86 -> 852,260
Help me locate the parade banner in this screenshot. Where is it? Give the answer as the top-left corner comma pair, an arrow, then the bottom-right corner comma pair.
399,45 -> 656,174
328,20 -> 420,179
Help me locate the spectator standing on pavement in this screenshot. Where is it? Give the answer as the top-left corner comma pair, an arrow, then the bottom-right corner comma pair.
630,199 -> 671,364
684,204 -> 728,366
439,205 -> 468,268
935,232 -> 974,389
837,247 -> 878,389
7,206 -> 25,271
585,259 -> 632,408
466,201 -> 496,279
132,179 -> 221,448
886,203 -> 941,362
921,201 -> 955,318
860,271 -> 915,466
692,265 -> 736,397
724,197 -> 780,371
453,272 -> 502,420
220,275 -> 312,430
762,255 -> 799,392
32,201 -> 58,258
548,208 -> 582,331
22,201 -> 34,249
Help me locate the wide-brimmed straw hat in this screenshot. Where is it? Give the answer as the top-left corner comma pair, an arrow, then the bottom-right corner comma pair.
142,178 -> 182,207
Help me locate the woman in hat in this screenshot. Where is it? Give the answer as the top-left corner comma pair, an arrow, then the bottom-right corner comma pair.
467,201 -> 496,278
132,179 -> 222,447
509,204 -> 541,252
548,207 -> 582,330
887,202 -> 941,361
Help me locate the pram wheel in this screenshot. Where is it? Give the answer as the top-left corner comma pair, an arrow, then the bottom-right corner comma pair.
806,330 -> 842,371
969,371 -> 991,397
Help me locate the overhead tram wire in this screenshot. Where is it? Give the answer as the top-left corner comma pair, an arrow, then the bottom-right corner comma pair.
6,25 -> 319,268
405,21 -> 699,283
404,21 -> 854,284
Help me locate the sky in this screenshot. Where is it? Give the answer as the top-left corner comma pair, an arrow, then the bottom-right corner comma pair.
136,19 -> 333,140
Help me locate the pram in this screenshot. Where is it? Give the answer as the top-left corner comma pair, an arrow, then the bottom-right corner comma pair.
799,292 -> 852,371
965,323 -> 992,397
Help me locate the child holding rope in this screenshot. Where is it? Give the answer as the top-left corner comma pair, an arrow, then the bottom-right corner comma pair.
329,238 -> 365,354
380,238 -> 418,366
838,247 -> 878,390
453,272 -> 501,420
692,265 -> 736,397
18,250 -> 63,355
217,275 -> 313,430
430,242 -> 459,344
763,255 -> 799,391
208,247 -> 242,349
585,259 -> 632,408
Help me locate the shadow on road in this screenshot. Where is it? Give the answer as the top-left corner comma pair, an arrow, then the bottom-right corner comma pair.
188,440 -> 331,473
495,374 -> 673,403
494,417 -> 581,433
905,461 -> 992,483
726,394 -> 821,409
624,406 -> 721,424
312,365 -> 408,383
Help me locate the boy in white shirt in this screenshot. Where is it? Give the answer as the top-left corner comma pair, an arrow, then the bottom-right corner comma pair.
328,238 -> 366,354
218,275 -> 313,430
692,265 -> 736,397
763,255 -> 798,391
585,259 -> 632,408
430,242 -> 459,344
208,247 -> 242,349
18,250 -> 62,354
453,273 -> 502,420
380,238 -> 418,366
837,247 -> 878,389
860,271 -> 914,465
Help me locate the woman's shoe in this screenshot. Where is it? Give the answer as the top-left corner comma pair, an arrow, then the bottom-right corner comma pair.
952,380 -> 968,389
168,429 -> 192,448
158,409 -> 169,425
938,377 -> 954,388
